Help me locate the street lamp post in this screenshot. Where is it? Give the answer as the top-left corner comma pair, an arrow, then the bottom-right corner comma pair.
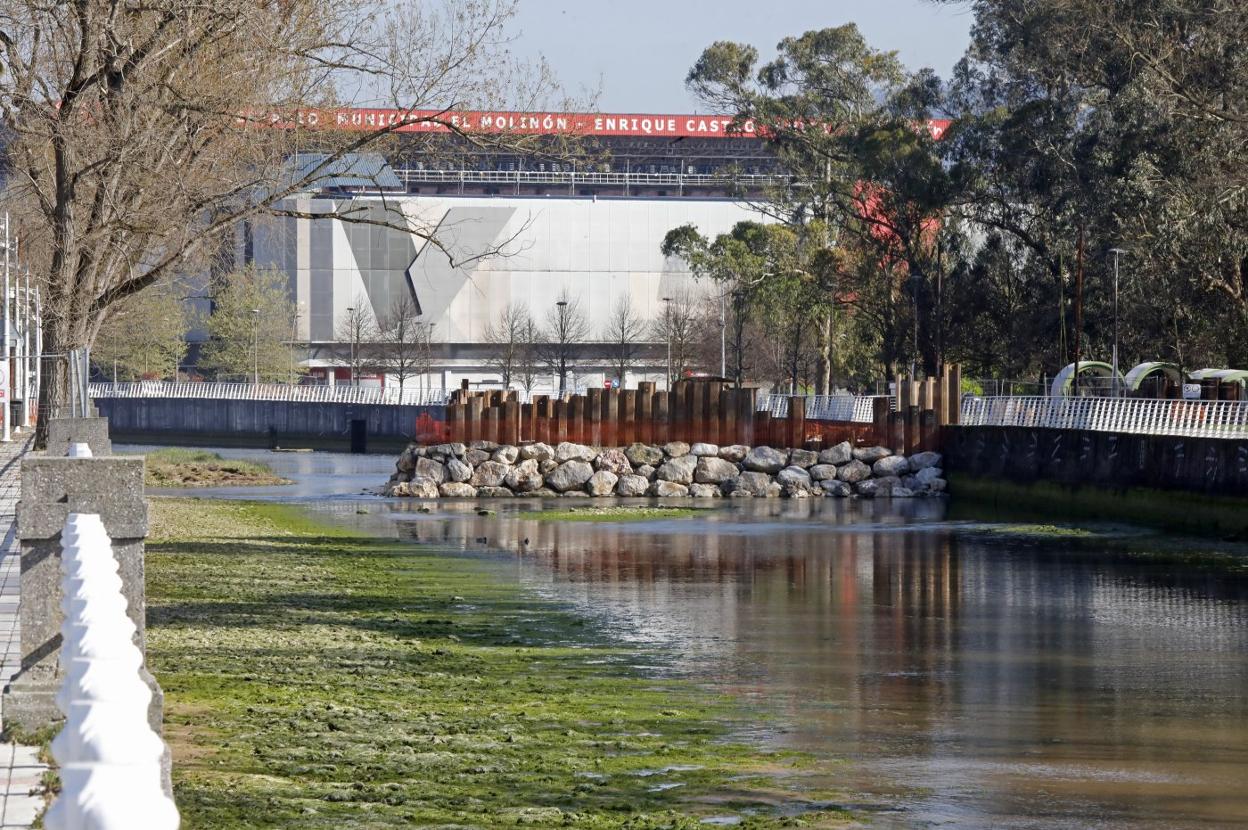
346,306 -> 356,387
555,299 -> 568,395
662,296 -> 672,389
289,301 -> 304,385
1109,248 -> 1126,398
251,308 -> 261,385
719,290 -> 726,379
909,270 -> 923,380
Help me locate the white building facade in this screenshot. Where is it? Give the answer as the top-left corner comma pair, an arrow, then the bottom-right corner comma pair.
248,193 -> 763,392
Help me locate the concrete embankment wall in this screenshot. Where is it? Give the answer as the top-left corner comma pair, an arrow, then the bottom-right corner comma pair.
944,426 -> 1248,536
94,397 -> 444,453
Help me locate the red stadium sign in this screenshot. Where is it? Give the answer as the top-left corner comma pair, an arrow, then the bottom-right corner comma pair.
253,108 -> 951,141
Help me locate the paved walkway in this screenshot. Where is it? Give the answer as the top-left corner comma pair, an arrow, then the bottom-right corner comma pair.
0,436 -> 48,828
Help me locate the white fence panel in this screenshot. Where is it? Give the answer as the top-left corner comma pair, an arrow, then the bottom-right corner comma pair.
89,382 -> 450,407
960,396 -> 1248,438
756,395 -> 886,423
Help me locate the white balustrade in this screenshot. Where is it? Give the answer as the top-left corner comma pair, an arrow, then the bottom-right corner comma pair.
959,395 -> 1248,439
45,513 -> 179,830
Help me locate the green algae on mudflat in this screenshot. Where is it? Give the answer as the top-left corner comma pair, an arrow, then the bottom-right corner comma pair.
137,448 -> 291,488
516,505 -> 707,522
145,499 -> 850,828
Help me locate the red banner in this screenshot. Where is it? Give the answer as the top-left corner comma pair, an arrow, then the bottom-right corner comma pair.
252,108 -> 951,141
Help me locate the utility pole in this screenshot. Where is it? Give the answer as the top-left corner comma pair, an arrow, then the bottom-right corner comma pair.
1109,248 -> 1126,397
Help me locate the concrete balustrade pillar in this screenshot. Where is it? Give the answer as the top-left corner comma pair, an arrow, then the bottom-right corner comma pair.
2,447 -> 162,741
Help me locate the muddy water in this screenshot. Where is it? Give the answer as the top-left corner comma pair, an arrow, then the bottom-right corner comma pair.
138,446 -> 1248,829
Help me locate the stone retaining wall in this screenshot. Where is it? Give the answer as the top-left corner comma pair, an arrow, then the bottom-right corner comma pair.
385,440 -> 946,499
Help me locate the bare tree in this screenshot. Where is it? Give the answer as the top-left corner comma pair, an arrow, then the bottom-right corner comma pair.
540,289 -> 590,395
0,0 -> 575,443
515,312 -> 543,394
336,298 -> 378,386
602,296 -> 647,387
377,294 -> 430,398
651,292 -> 703,385
483,303 -> 533,389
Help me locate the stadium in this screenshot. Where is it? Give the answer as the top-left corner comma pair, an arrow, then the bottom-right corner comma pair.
238,109 -> 783,393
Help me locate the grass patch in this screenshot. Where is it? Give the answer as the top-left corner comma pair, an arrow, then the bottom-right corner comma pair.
146,498 -> 850,829
516,505 -> 708,523
968,523 -> 1098,539
140,448 -> 291,488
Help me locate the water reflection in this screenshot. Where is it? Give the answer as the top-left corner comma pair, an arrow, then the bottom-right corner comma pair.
367,499 -> 1248,829
138,445 -> 1248,828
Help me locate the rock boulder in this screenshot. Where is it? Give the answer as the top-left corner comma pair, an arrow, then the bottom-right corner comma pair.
873,455 -> 911,478
519,442 -> 554,462
546,460 -> 595,492
469,460 -> 509,487
414,456 -> 446,485
852,446 -> 892,463
504,460 -> 544,493
818,441 -> 853,466
445,458 -> 473,483
909,451 -> 942,471
663,441 -> 691,458
742,446 -> 787,473
595,448 -> 634,476
615,475 -> 650,496
788,449 -> 818,468
695,456 -> 738,484
586,470 -> 619,496
656,454 -> 698,485
625,443 -> 664,467
776,466 -> 813,489
837,460 -> 872,483
491,445 -> 519,465
555,442 -> 598,463
809,464 -> 838,481
649,480 -> 690,497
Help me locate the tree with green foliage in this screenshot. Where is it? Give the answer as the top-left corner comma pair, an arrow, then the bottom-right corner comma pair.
91,281 -> 189,380
938,0 -> 1248,376
685,25 -> 963,384
199,267 -> 298,383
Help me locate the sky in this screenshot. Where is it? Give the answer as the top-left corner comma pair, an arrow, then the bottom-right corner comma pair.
509,0 -> 975,113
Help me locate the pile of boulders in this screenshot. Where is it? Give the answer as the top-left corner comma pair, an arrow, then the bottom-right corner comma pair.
384,440 -> 946,499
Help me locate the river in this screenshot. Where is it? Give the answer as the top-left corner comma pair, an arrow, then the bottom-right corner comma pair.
132,445 -> 1248,829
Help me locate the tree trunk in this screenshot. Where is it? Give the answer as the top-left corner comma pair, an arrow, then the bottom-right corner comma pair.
815,311 -> 832,395
35,323 -> 84,449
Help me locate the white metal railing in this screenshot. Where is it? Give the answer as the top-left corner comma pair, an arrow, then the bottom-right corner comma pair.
758,394 -> 885,423
47,512 -> 178,829
960,395 -> 1248,438
89,381 -> 449,406
394,168 -> 783,190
